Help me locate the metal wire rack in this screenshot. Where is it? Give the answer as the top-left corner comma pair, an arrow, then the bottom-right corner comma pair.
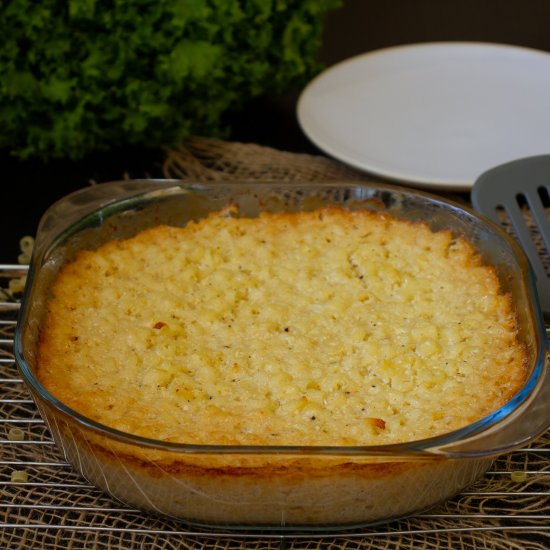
1,263 -> 548,550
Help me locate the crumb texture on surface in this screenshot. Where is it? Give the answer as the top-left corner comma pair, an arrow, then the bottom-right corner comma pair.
37,208 -> 526,446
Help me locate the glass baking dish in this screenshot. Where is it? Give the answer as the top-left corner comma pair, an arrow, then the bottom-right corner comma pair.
15,180 -> 550,531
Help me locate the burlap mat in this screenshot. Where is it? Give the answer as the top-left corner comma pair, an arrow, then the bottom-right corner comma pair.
163,137 -> 374,182
1,138 -> 548,550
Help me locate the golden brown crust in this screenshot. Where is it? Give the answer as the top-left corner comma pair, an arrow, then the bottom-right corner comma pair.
38,207 -> 527,449
64,423 -> 439,482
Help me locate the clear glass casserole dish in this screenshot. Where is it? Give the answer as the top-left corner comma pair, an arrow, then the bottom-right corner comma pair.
15,180 -> 550,531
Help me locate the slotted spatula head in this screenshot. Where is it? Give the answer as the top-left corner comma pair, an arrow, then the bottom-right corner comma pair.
471,155 -> 550,316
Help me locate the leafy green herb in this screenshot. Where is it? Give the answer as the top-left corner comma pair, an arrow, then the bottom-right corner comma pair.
0,0 -> 340,160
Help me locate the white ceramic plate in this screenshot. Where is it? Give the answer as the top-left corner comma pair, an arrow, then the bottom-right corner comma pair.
297,42 -> 550,190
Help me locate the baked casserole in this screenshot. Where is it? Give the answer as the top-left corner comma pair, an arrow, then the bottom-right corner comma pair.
16,181 -> 550,529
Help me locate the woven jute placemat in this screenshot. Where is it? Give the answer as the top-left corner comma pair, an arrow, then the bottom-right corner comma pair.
164,137 -> 374,183
1,137 -> 548,550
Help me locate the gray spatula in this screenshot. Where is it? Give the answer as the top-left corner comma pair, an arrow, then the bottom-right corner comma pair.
471,154 -> 550,316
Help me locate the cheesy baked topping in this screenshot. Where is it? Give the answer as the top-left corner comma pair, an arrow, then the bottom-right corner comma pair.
37,208 -> 526,446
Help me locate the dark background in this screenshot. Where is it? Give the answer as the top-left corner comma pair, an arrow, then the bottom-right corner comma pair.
3,0 -> 550,263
